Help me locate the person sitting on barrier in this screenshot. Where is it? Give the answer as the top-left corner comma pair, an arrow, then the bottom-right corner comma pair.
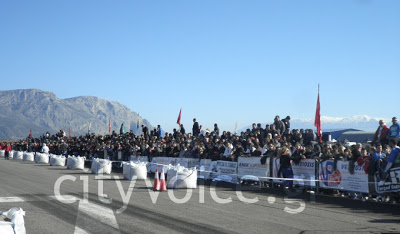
381,139 -> 400,181
278,147 -> 294,190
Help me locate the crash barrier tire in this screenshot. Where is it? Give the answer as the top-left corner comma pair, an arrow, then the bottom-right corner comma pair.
50,155 -> 66,166
35,153 -> 49,164
13,151 -> 23,160
91,158 -> 112,175
22,152 -> 34,162
167,165 -> 197,189
67,156 -> 85,170
122,161 -> 148,180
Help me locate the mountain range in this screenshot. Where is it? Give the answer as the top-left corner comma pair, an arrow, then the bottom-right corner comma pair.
0,89 -> 151,140
239,115 -> 390,133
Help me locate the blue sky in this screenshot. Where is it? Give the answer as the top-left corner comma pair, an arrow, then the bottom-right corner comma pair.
1,0 -> 399,133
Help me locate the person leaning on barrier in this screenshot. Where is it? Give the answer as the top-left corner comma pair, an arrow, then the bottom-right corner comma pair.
368,145 -> 386,178
291,143 -> 305,165
260,144 -> 277,165
277,147 -> 294,190
381,139 -> 400,181
348,143 -> 362,174
333,145 -> 345,171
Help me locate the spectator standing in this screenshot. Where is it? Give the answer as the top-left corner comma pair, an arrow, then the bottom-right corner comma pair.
274,115 -> 286,136
5,142 -> 11,160
192,118 -> 200,136
388,117 -> 400,141
373,120 -> 390,146
214,123 -> 220,136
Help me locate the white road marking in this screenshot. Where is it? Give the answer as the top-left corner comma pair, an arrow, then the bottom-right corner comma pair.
0,196 -> 121,234
73,226 -> 90,234
73,196 -> 120,234
0,197 -> 26,203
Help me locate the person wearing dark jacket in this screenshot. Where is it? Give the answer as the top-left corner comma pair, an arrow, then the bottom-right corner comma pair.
180,124 -> 186,134
214,123 -> 220,136
278,147 -> 294,189
192,118 -> 200,136
349,144 -> 362,174
274,115 -> 286,136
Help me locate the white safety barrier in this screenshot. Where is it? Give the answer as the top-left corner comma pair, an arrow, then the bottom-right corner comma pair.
238,157 -> 270,182
319,160 -> 369,193
13,151 -> 23,160
150,157 -> 176,173
129,156 -> 149,162
50,155 -> 66,166
0,150 -> 4,158
122,161 -> 148,180
22,152 -> 34,162
167,165 -> 197,189
198,159 -> 212,179
91,158 -> 112,175
374,166 -> 400,193
67,156 -> 85,170
292,159 -> 317,187
0,207 -> 26,234
209,161 -> 238,183
35,153 -> 49,164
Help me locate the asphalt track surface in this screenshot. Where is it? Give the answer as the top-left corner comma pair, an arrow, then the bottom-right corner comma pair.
0,159 -> 399,234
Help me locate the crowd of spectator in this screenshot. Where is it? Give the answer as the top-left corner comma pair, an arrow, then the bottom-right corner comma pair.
1,115 -> 399,182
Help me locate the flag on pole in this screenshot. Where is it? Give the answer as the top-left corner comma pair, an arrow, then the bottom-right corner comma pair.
69,127 -> 71,137
177,108 -> 182,126
88,121 -> 92,134
314,84 -> 322,142
137,114 -> 140,129
108,119 -> 111,133
29,129 -> 32,138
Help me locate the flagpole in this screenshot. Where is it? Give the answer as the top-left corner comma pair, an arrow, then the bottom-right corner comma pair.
314,84 -> 322,142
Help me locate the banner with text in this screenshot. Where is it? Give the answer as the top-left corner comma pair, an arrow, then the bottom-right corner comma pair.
319,160 -> 369,193
238,157 -> 270,181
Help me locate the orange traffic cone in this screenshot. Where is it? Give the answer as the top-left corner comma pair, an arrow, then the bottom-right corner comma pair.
159,169 -> 167,191
153,169 -> 160,191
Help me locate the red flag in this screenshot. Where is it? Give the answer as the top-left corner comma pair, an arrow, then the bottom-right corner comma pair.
29,129 -> 32,138
314,84 -> 322,142
69,127 -> 71,137
109,119 -> 111,133
176,108 -> 182,126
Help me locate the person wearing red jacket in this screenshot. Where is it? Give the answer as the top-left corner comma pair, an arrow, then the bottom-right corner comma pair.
373,120 -> 389,146
5,142 -> 12,160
